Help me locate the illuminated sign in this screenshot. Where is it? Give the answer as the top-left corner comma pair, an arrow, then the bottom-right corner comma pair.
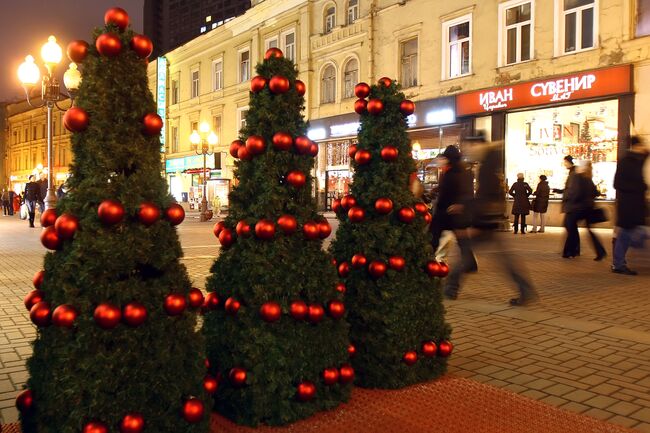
330,122 -> 360,137
456,65 -> 632,116
165,155 -> 215,173
157,57 -> 167,152
307,127 -> 327,140
425,109 -> 455,126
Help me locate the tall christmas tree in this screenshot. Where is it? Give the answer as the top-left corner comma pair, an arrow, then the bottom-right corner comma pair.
17,8 -> 209,433
329,78 -> 452,389
203,48 -> 352,426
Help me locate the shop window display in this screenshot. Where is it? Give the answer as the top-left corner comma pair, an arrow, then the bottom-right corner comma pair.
505,99 -> 618,199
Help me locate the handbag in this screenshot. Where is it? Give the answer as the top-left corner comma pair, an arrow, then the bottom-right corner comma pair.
587,207 -> 607,224
20,203 -> 28,220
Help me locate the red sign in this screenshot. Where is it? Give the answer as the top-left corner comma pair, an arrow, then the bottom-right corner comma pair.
456,65 -> 632,116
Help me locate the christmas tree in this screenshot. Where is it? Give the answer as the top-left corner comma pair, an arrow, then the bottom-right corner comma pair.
203,48 -> 352,426
329,78 -> 452,388
18,8 -> 209,433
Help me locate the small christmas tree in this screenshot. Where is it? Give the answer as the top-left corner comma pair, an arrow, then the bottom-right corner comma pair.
203,48 -> 352,426
329,78 -> 452,388
18,8 -> 209,433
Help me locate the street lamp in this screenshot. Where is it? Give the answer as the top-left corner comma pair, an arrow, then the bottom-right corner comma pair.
17,36 -> 82,210
190,122 -> 218,222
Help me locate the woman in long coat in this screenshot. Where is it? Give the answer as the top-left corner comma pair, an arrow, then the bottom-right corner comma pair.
531,175 -> 550,233
509,173 -> 532,234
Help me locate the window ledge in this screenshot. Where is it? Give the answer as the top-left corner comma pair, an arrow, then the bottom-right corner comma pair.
496,59 -> 537,70
554,46 -> 598,58
440,73 -> 474,83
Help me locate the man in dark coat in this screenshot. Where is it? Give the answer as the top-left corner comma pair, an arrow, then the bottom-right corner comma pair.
612,137 -> 648,275
37,172 -> 48,214
24,175 -> 42,228
553,155 -> 583,257
509,174 -> 532,234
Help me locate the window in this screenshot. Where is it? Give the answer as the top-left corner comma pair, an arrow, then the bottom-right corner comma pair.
191,70 -> 200,98
443,14 -> 472,79
212,60 -> 223,91
171,80 -> 179,104
500,1 -> 533,65
237,107 -> 249,132
42,124 -> 46,139
400,38 -> 418,88
24,128 -> 28,142
282,31 -> 296,62
213,115 -> 222,140
321,64 -> 336,104
239,49 -> 250,82
265,37 -> 278,51
33,126 -> 37,141
348,0 -> 359,24
343,59 -> 359,98
325,6 -> 336,33
561,0 -> 596,54
636,0 -> 650,37
12,130 -> 17,145
171,126 -> 179,153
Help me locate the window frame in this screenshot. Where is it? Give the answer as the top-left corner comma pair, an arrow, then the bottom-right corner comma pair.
325,5 -> 337,33
348,0 -> 359,25
498,0 -> 535,66
343,57 -> 359,99
237,106 -> 249,132
213,115 -> 222,142
191,69 -> 200,99
554,0 -> 598,56
171,79 -> 179,105
441,13 -> 473,80
171,125 -> 179,154
321,63 -> 337,104
238,48 -> 251,83
400,37 -> 419,88
212,58 -> 223,91
281,29 -> 296,63
265,36 -> 279,51
636,0 -> 650,37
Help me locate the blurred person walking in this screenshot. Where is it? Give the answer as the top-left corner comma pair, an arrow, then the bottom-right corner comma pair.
24,175 -> 42,228
1,188 -> 10,216
531,175 -> 550,233
509,173 -> 532,234
553,155 -> 582,258
577,161 -> 607,261
37,172 -> 48,214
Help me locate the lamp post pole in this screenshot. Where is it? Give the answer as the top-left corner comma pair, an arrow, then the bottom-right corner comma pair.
190,123 -> 218,222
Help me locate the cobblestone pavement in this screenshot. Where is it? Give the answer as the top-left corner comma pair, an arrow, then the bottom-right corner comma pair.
1,214 -> 649,431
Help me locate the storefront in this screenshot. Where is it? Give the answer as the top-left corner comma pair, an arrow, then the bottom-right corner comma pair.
165,154 -> 230,211
456,65 -> 634,225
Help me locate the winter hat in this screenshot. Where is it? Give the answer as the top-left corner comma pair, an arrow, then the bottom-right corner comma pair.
442,145 -> 461,162
539,175 -> 547,181
564,155 -> 574,164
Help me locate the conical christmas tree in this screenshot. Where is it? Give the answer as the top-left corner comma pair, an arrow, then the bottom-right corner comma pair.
18,8 -> 209,433
203,48 -> 352,426
329,78 -> 453,389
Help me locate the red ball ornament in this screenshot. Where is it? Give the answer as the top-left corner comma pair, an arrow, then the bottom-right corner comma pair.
138,202 -> 160,226
332,199 -> 342,213
338,262 -> 350,278
83,422 -> 109,433
225,297 -> 241,314
40,226 -> 61,250
438,340 -> 453,357
182,398 -> 204,423
341,195 -> 357,210
335,282 -> 346,293
339,364 -> 355,384
400,100 -> 415,116
414,202 -> 428,214
130,34 -> 153,59
397,207 -> 416,223
203,375 -> 218,394
229,367 -> 247,387
272,132 -> 293,151
52,304 -> 77,328
421,341 -> 437,357
294,136 -> 312,154
403,351 -> 418,366
351,253 -> 367,268
255,219 -> 275,240
307,304 -> 325,324
165,203 -> 185,226
229,140 -> 243,157
368,261 -> 387,279
348,206 -> 365,223
309,142 -> 319,157
367,99 -> 384,115
164,294 -> 186,316
424,212 -> 432,224
246,135 -> 266,155
290,300 -> 308,320
143,113 -> 163,136
296,381 -> 316,402
354,82 -> 370,98
322,368 -> 340,386
33,270 -> 44,289
203,292 -> 220,310
327,300 -> 345,319
218,228 -> 235,248
15,389 -> 33,412
30,302 -> 51,327
354,150 -> 371,165
25,290 -> 44,311
426,260 -> 442,277
374,198 -> 393,214
96,33 -> 122,57
105,7 -> 129,30
295,79 -> 306,96
236,220 -> 252,237
388,256 -> 406,271
276,214 -> 297,234
318,220 -> 331,239
380,146 -> 399,162
188,288 -> 205,309
260,301 -> 282,323
63,107 -> 89,132
264,47 -> 283,59
348,145 -> 358,158
269,75 -> 290,94
348,344 -> 356,357
378,77 -> 392,87
303,222 -> 320,240
67,40 -> 89,63
94,303 -> 121,329
98,199 -> 125,225
286,170 -> 306,188
438,262 -> 449,277
55,213 -> 79,240
250,75 -> 267,93
354,99 -> 368,114
237,146 -> 252,160
122,302 -> 147,327
119,413 -> 144,433
40,208 -> 57,227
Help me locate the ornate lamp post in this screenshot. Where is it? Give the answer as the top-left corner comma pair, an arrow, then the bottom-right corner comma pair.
17,36 -> 81,210
190,122 -> 218,222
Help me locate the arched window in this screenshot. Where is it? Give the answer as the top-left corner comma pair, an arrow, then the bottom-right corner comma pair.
343,59 -> 359,99
348,0 -> 359,24
325,6 -> 336,33
321,64 -> 336,104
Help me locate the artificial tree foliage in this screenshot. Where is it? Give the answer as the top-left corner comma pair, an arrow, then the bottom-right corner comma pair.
20,17 -> 209,433
203,52 -> 351,426
329,80 -> 451,389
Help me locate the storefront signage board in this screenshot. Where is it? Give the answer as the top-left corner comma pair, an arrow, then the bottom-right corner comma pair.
165,154 -> 216,173
157,57 -> 167,153
456,65 -> 632,116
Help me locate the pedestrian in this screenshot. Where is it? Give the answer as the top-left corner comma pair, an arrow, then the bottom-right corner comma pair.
211,194 -> 221,217
553,155 -> 582,258
56,183 -> 67,200
7,189 -> 15,215
612,136 -> 649,275
576,161 -> 607,261
508,173 -> 532,234
1,188 -> 10,216
13,192 -> 21,214
37,172 -> 48,214
24,175 -> 42,228
530,175 -> 550,233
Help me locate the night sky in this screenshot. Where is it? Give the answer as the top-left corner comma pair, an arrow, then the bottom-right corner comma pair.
0,0 -> 144,102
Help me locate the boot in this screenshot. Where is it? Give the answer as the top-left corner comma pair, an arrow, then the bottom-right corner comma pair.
521,224 -> 527,234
